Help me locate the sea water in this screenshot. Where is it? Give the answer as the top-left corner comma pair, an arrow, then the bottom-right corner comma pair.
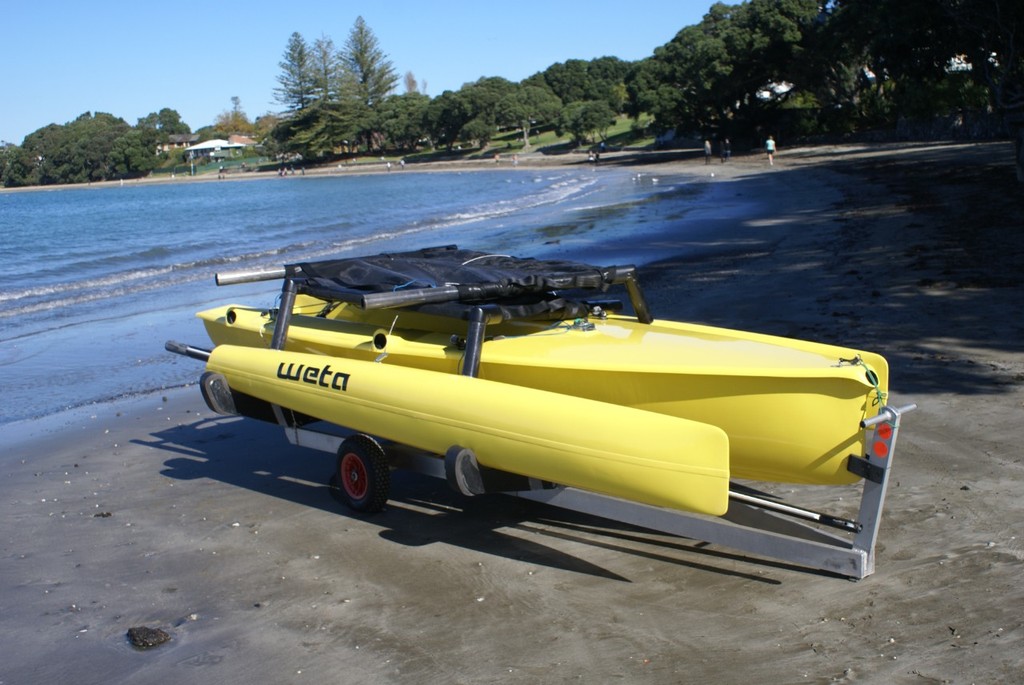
0,166 -> 703,427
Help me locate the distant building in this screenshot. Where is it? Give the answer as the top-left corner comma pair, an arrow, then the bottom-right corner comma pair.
158,133 -> 200,153
184,138 -> 245,162
756,82 -> 794,101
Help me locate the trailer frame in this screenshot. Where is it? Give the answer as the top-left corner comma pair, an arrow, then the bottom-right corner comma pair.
272,401 -> 913,580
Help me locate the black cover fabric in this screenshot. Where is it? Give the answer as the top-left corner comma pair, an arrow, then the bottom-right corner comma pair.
291,245 -> 630,321
295,245 -> 619,294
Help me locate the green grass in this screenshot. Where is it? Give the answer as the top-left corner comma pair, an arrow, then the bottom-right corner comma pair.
403,114 -> 656,161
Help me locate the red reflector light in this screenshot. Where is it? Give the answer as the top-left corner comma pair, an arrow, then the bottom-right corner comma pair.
873,441 -> 889,458
877,423 -> 893,440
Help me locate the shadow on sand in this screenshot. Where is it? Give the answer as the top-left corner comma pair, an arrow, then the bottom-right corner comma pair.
138,414 -> 806,585
640,141 -> 1024,399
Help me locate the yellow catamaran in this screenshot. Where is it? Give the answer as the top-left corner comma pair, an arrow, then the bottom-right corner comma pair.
168,244 -> 901,522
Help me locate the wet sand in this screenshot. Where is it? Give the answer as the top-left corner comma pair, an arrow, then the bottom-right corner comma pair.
3,141 -> 1022,683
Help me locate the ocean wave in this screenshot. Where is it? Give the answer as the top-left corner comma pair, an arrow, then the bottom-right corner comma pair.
0,224 -> 446,322
411,173 -> 601,231
0,237 -> 341,310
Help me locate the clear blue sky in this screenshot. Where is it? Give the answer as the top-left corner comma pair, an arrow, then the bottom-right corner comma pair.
1,1 -> 712,144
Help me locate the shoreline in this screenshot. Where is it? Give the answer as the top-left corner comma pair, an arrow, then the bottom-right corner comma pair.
0,139 -> 998,196
0,147 -> 694,194
2,140 -> 1022,683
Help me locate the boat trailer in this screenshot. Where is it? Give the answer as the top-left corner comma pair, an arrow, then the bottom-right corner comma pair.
281,400 -> 912,580
170,328 -> 914,581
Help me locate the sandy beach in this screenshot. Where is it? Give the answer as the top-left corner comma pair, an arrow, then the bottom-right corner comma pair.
3,141 -> 1022,684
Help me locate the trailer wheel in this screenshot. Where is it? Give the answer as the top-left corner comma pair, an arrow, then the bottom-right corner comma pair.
335,435 -> 390,513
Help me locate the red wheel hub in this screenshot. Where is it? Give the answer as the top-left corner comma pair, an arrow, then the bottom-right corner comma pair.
340,453 -> 368,499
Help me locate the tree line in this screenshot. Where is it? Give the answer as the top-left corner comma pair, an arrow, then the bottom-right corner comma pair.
3,1 -> 1022,188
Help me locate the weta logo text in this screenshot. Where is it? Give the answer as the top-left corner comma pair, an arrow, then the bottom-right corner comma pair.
276,362 -> 350,391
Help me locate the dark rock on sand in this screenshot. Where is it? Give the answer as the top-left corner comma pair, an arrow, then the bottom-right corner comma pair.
127,626 -> 171,649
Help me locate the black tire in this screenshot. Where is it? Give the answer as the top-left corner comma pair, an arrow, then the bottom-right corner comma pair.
335,435 -> 390,512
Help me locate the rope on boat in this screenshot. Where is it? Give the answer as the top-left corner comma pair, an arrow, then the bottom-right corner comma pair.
837,354 -> 887,407
393,278 -> 433,291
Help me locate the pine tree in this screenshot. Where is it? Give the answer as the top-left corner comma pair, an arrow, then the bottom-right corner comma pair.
310,34 -> 343,105
275,32 -> 314,111
342,16 -> 399,108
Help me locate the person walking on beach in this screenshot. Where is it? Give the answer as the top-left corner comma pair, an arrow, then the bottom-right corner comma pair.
721,138 -> 731,163
765,135 -> 776,166
704,139 -> 712,165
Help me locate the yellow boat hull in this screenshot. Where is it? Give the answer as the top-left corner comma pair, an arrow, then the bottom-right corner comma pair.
199,296 -> 888,486
206,345 -> 731,515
